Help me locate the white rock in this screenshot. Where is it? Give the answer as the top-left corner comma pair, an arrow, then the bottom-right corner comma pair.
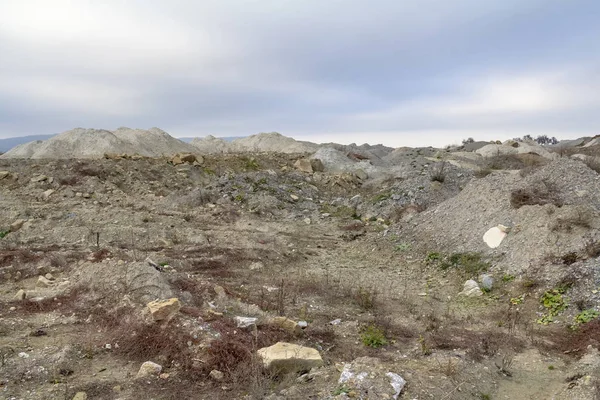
36,275 -> 54,288
234,316 -> 258,329
136,361 -> 162,379
249,261 -> 264,271
386,372 -> 407,399
459,280 -> 483,297
483,226 -> 508,248
209,369 -> 224,381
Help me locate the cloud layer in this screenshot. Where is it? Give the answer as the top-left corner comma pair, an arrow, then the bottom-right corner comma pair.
1,0 -> 599,146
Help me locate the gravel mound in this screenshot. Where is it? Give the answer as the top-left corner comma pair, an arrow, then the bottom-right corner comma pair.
476,142 -> 557,159
400,158 -> 600,272
190,132 -> 319,154
1,127 -> 197,159
189,135 -> 231,154
310,147 -> 377,175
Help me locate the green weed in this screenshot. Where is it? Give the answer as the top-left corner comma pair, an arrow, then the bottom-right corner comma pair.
360,324 -> 388,348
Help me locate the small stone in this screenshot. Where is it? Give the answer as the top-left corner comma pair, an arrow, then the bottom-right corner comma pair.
209,369 -> 224,381
72,392 -> 87,400
479,274 -> 494,291
270,316 -> 302,334
303,218 -> 311,225
14,289 -> 26,300
18,352 -> 29,358
10,219 -> 25,232
298,321 -> 308,329
0,171 -> 10,179
249,261 -> 264,271
354,169 -> 368,181
235,316 -> 258,329
459,280 -> 483,297
159,373 -> 170,379
36,275 -> 54,288
45,273 -> 55,281
30,174 -> 48,183
330,319 -> 342,325
294,158 -> 313,173
214,285 -> 227,298
136,361 -> 162,379
290,194 -> 299,200
43,189 -> 55,199
147,298 -> 181,321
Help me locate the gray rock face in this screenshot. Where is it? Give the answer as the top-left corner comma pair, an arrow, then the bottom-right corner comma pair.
479,274 -> 494,291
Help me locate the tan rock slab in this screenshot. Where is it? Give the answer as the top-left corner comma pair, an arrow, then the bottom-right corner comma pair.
147,298 -> 181,321
257,342 -> 323,373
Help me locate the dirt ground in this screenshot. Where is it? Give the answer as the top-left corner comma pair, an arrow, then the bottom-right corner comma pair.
1,154 -> 599,400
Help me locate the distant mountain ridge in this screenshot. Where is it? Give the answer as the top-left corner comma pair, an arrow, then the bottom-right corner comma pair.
0,134 -> 55,152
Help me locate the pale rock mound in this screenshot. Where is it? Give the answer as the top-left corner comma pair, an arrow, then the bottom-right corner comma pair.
231,132 -> 318,153
1,127 -> 197,159
190,135 -> 232,154
476,142 -> 557,159
1,140 -> 45,158
310,147 -> 377,175
112,127 -> 197,157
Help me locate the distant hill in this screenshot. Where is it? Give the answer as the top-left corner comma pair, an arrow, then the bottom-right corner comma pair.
0,128 -> 198,159
0,134 -> 55,152
178,136 -> 244,143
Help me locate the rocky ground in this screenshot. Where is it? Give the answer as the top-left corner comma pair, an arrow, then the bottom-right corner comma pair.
1,145 -> 600,400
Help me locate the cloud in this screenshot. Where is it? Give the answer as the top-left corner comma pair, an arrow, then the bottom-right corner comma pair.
0,0 -> 599,143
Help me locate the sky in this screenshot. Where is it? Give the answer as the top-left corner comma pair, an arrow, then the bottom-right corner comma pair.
0,0 -> 599,147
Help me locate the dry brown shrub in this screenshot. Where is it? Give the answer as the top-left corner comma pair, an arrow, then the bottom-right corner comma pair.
510,182 -> 562,209
429,327 -> 525,361
88,248 -> 111,263
541,320 -> 600,356
339,221 -> 365,231
57,175 -> 81,186
9,286 -> 85,314
388,204 -> 426,222
114,319 -> 197,370
0,248 -> 43,269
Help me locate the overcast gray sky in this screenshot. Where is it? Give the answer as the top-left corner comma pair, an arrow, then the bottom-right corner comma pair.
0,0 -> 599,147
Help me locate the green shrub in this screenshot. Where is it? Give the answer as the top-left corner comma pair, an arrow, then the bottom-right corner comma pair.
0,231 -> 8,239
360,324 -> 388,348
572,309 -> 599,328
537,289 -> 568,325
242,157 -> 260,171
